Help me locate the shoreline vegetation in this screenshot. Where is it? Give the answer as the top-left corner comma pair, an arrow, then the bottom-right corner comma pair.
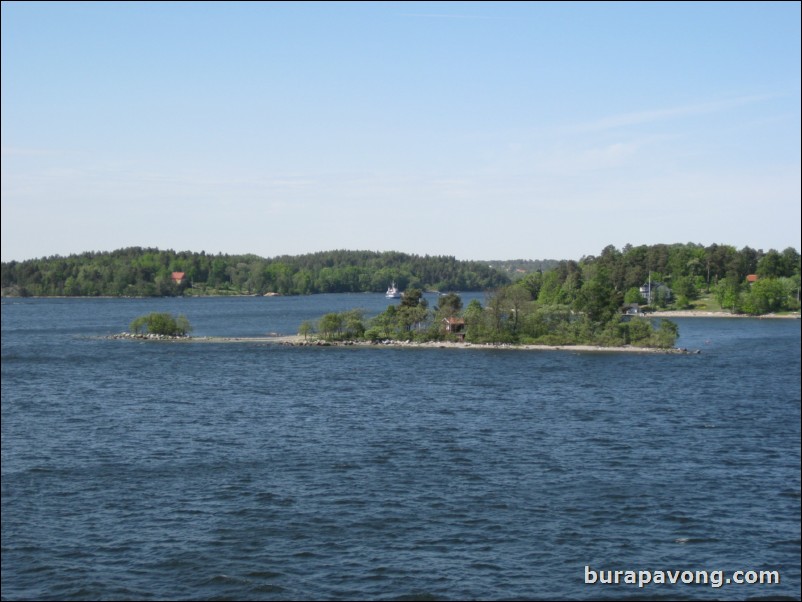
2,244 -> 800,321
106,308 -> 797,353
295,277 -> 799,348
20,243 -> 796,350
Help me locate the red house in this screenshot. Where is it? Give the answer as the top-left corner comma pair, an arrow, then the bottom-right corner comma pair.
442,317 -> 466,342
171,272 -> 186,285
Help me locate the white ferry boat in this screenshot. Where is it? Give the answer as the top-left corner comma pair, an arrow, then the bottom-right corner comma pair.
385,282 -> 400,299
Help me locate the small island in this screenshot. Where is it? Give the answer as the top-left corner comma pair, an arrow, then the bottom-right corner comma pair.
121,312 -> 193,339
110,271 -> 799,352
298,286 -> 684,351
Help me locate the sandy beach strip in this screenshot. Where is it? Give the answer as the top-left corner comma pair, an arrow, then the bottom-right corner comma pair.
646,310 -> 800,319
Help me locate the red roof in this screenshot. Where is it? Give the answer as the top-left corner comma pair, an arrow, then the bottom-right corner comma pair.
171,271 -> 186,280
746,274 -> 758,282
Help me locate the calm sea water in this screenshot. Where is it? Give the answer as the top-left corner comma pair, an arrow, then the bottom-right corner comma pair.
2,296 -> 800,601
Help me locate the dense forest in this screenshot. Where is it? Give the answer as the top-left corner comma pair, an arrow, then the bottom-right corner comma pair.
0,248 -> 508,297
1,243 -> 800,316
550,243 -> 801,315
308,242 -> 800,348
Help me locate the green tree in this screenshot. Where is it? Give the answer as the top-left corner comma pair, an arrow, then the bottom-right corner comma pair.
174,314 -> 192,335
518,271 -> 543,299
463,299 -> 487,342
129,312 -> 192,336
653,319 -> 679,348
398,304 -> 429,335
756,250 -> 785,279
400,288 -> 425,308
781,247 -> 801,277
671,275 -> 698,303
298,321 -> 314,341
536,271 -> 564,305
436,292 -> 463,317
372,305 -> 399,338
623,287 -> 645,304
520,305 -> 572,343
715,278 -> 742,312
741,278 -> 788,315
575,268 -> 619,323
318,312 -> 344,338
342,309 -> 366,338
504,285 -> 533,335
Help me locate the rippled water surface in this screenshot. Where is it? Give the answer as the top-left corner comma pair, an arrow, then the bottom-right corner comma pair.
2,297 -> 800,600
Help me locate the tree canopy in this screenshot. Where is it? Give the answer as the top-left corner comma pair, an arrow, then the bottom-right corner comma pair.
308,287 -> 681,349
1,248 -> 508,297
129,312 -> 192,337
2,244 -> 799,317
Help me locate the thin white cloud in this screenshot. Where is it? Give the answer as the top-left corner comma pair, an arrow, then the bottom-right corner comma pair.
573,94 -> 776,133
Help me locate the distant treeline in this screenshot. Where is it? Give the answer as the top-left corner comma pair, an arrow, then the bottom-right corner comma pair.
0,248 -> 509,297
1,244 -> 800,309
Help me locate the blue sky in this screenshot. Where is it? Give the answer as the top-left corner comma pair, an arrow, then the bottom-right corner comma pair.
2,1 -> 800,262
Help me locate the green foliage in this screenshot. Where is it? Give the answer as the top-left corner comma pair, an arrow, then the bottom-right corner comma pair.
740,278 -> 791,315
672,275 -> 698,302
574,269 -> 619,323
436,292 -> 463,316
537,270 -> 568,305
317,310 -> 367,340
129,312 -> 192,336
715,278 -> 742,312
654,319 -> 679,348
463,299 -> 488,342
342,309 -> 367,338
298,321 -> 315,340
653,285 -> 671,308
309,283 -> 680,349
400,288 -> 425,308
674,295 -> 692,310
1,248 -> 509,297
372,305 -> 399,338
6,244 -> 798,317
175,315 -> 192,335
129,315 -> 148,335
623,287 -> 645,305
459,283 -> 680,348
318,312 -> 344,338
316,294 -> 443,342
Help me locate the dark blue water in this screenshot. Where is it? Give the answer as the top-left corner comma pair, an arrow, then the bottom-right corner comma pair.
2,297 -> 800,600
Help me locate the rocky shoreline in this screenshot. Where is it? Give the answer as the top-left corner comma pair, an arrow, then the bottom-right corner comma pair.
107,332 -> 699,354
108,332 -> 195,342
275,337 -> 700,354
